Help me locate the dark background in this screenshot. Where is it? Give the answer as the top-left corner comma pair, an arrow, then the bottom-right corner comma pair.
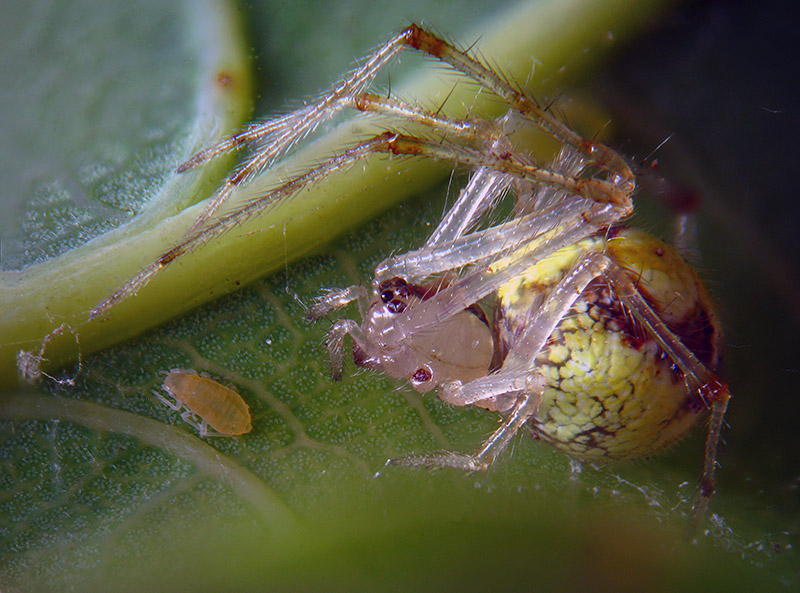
595,0 -> 799,511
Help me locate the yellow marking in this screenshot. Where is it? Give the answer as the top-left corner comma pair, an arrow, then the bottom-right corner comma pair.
503,228 -> 716,461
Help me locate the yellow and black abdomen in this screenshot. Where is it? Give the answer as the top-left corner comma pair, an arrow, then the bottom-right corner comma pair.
495,227 -> 721,461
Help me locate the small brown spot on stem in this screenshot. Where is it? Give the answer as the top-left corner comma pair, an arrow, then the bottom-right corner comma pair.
217,71 -> 234,88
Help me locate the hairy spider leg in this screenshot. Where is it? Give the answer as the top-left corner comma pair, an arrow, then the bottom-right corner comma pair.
92,135 -> 406,318
97,124 -> 624,322
94,111 -> 614,321
389,383 -> 545,472
350,93 -> 522,249
601,264 -> 730,528
184,22 -> 636,249
94,24 -> 634,319
309,171 -> 619,328
178,29 -> 415,233
372,190 -> 609,287
401,24 -> 635,207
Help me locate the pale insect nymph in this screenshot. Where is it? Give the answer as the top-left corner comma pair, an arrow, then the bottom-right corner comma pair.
92,24 -> 730,525
155,369 -> 252,437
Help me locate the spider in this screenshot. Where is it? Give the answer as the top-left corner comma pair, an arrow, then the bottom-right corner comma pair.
91,24 -> 730,526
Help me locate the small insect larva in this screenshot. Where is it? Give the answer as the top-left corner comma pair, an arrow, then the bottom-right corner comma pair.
155,369 -> 252,437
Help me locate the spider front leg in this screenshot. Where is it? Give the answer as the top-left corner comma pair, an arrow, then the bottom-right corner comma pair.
324,318 -> 376,381
177,28 -> 417,232
307,285 -> 370,321
402,24 -> 635,208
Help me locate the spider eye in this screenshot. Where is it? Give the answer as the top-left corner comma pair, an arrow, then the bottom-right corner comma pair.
380,289 -> 394,303
411,366 -> 433,384
387,299 -> 406,313
380,277 -> 409,293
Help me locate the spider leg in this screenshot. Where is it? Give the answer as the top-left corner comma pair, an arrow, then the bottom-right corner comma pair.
375,188 -> 609,289
352,106 -> 616,264
403,24 -> 635,208
381,134 -> 632,211
178,23 -> 634,220
307,285 -> 370,321
436,252 -> 612,409
347,93 -> 518,249
176,24 -> 507,233
348,92 -> 495,143
388,381 -> 544,471
602,262 -> 730,529
91,134 -> 404,319
325,319 -> 375,381
178,28 -> 417,233
92,129 -> 622,320
94,24 -> 636,319
390,253 -> 612,471
328,93 -> 609,255
426,166 -> 515,249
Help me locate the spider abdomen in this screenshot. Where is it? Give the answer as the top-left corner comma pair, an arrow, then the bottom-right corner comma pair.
496,227 -> 721,460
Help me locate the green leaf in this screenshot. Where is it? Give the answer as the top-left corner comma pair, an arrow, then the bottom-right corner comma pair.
1,1 -> 797,591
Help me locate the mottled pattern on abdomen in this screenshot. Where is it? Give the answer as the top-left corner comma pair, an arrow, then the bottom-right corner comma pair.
530,292 -> 698,460
495,227 -> 720,461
